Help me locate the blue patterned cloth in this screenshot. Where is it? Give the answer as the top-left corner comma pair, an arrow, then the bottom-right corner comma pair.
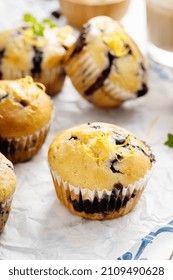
118,220 -> 173,260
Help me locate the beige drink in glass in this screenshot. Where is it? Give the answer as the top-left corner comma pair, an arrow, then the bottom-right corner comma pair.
146,0 -> 173,67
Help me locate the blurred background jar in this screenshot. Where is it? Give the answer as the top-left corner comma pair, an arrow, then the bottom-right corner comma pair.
59,0 -> 131,29
146,0 -> 173,68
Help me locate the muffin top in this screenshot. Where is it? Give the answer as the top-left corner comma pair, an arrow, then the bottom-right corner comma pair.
48,122 -> 155,191
67,16 -> 147,97
0,153 -> 16,202
0,25 -> 75,73
0,76 -> 53,138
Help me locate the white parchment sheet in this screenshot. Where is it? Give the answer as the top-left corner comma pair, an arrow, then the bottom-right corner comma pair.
0,0 -> 173,259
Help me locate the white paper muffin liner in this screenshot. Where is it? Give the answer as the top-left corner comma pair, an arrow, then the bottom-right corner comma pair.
67,51 -> 100,93
49,167 -> 152,215
0,122 -> 50,163
1,65 -> 66,96
67,49 -> 138,107
103,78 -> 136,101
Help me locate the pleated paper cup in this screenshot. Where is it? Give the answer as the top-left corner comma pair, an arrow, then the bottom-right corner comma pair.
0,195 -> 13,233
32,65 -> 66,97
2,65 -> 66,97
66,52 -> 100,92
49,168 -> 152,220
66,49 -> 135,108
0,123 -> 50,163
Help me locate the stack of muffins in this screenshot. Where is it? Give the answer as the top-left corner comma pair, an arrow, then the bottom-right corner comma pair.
0,15 -> 75,232
0,14 -> 154,232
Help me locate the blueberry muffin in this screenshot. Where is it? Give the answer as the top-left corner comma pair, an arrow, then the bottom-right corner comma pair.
0,76 -> 53,163
65,16 -> 148,108
48,122 -> 155,220
0,153 -> 16,233
0,24 -> 75,96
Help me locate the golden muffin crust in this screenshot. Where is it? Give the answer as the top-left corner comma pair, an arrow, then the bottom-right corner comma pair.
0,25 -> 75,96
0,76 -> 53,138
65,16 -> 148,108
48,122 -> 154,192
0,153 -> 16,202
0,25 -> 74,73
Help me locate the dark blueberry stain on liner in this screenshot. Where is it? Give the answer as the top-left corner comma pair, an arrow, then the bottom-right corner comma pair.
0,93 -> 8,102
31,47 -> 43,77
85,52 -> 114,96
69,183 -> 136,215
9,139 -> 16,156
70,24 -> 90,58
0,137 -> 20,158
71,192 -> 83,213
0,138 -> 9,156
0,48 -> 5,79
115,184 -> 124,211
136,83 -> 148,97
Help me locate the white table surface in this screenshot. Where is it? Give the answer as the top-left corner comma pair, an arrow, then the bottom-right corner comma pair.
0,0 -> 173,260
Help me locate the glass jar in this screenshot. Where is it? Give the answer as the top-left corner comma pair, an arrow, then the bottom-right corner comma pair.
146,0 -> 173,68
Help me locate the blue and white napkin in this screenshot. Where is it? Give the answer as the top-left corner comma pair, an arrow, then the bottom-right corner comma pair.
118,220 -> 173,260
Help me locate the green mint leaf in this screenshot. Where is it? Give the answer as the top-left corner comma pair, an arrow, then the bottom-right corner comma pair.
42,18 -> 56,28
32,24 -> 45,37
164,133 -> 173,147
23,13 -> 37,25
42,19 -> 51,24
23,14 -> 55,37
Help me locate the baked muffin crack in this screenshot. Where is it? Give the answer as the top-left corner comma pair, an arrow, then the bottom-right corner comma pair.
85,52 -> 114,96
